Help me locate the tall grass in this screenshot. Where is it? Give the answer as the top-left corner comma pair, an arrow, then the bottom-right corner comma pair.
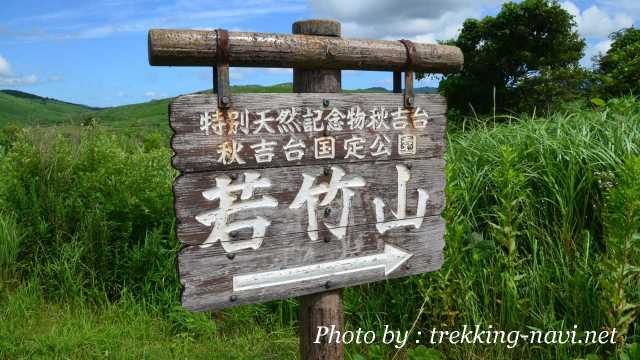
0,97 -> 639,359
346,97 -> 640,359
0,128 -> 178,303
0,212 -> 22,286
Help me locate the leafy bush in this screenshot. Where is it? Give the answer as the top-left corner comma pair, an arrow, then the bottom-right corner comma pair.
595,27 -> 640,98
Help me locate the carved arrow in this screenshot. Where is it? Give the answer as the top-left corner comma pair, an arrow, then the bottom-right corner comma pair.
232,244 -> 412,292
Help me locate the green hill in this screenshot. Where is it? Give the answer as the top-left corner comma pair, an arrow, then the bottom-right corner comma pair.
89,83 -> 436,128
89,98 -> 171,129
1,83 -> 438,129
0,90 -> 98,128
90,83 -> 296,129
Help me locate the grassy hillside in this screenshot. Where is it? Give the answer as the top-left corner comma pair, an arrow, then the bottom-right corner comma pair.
88,83 -> 295,129
87,83 -> 399,128
0,90 -> 96,128
1,83 -> 437,129
88,98 -> 171,129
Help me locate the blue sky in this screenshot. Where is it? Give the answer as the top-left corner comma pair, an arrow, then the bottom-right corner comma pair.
0,0 -> 637,107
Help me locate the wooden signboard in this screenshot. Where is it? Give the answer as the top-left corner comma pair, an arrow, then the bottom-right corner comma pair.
172,93 -> 447,311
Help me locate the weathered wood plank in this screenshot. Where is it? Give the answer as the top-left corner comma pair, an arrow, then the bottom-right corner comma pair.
148,29 -> 463,73
174,158 -> 445,246
179,216 -> 445,311
170,93 -> 446,173
171,93 -> 448,314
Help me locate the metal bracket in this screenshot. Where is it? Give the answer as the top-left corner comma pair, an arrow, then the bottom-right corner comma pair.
214,29 -> 231,109
395,39 -> 416,108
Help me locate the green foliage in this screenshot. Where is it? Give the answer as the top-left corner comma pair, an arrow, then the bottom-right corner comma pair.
591,98 -> 607,108
342,97 -> 640,358
0,83 -> 297,130
0,212 -> 22,285
0,83 -> 404,132
512,66 -> 595,114
621,343 -> 640,360
0,284 -> 297,359
0,125 -> 22,153
0,127 -> 178,302
595,27 -> 640,98
597,157 -> 640,347
407,346 -> 445,360
436,0 -> 586,115
2,97 -> 640,358
88,98 -> 172,129
487,145 -> 528,256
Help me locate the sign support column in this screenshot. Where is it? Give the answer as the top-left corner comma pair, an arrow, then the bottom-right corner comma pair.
293,19 -> 344,360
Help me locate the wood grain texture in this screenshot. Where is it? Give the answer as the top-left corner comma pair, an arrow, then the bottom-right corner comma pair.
293,70 -> 341,93
292,24 -> 345,360
174,159 -> 445,246
172,66 -> 447,315
176,158 -> 446,310
299,289 -> 344,360
170,93 -> 447,173
179,216 -> 445,311
148,29 -> 463,73
293,19 -> 341,37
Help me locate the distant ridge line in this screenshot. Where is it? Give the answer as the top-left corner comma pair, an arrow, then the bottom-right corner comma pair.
0,90 -> 104,110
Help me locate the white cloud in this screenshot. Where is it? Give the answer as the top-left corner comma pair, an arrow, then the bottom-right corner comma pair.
583,39 -> 612,66
0,74 -> 39,86
3,0 -> 306,41
264,68 -> 293,74
562,1 -> 636,65
0,55 -> 11,77
0,55 -> 40,86
599,0 -> 640,19
309,0 -> 504,42
48,75 -> 64,82
562,1 -> 633,38
311,0 -> 635,69
310,0 -> 494,25
594,39 -> 613,55
375,78 -> 393,87
229,68 -> 251,81
144,91 -> 167,99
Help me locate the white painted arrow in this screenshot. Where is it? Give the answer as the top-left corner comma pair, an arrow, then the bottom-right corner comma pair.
232,244 -> 412,292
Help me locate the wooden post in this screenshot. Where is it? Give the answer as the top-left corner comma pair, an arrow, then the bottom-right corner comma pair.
294,19 -> 344,360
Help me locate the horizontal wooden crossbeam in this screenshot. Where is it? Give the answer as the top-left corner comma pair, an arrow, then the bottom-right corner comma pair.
148,29 -> 463,73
